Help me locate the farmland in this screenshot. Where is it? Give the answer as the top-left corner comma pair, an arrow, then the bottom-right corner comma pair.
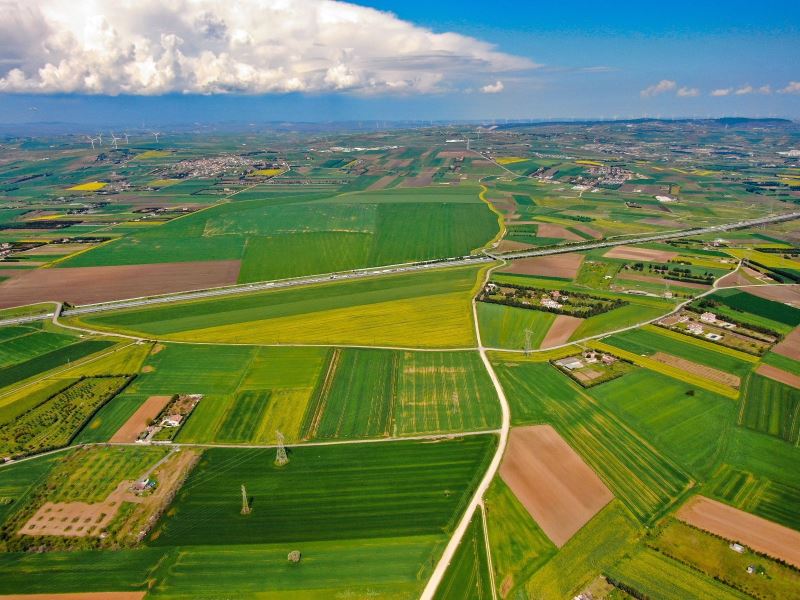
303,349 -> 500,439
0,120 -> 799,598
0,375 -> 132,457
150,435 -> 496,546
434,513 -> 493,600
492,358 -> 692,523
70,266 -> 482,348
738,373 -> 800,445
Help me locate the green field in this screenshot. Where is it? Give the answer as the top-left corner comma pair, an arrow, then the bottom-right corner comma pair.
59,187 -> 498,282
738,373 -> 800,445
711,288 -> 800,327
0,325 -> 76,369
493,359 -> 692,523
0,339 -> 114,389
476,303 -> 556,349
590,369 -> 735,479
484,478 -> 556,596
151,436 -> 496,546
0,452 -> 62,528
70,266 -> 482,348
705,429 -> 800,530
303,349 -> 500,440
521,501 -> 641,598
86,344 -> 329,445
603,326 -> 755,378
434,512 -> 493,600
607,547 -> 748,599
148,536 -> 445,599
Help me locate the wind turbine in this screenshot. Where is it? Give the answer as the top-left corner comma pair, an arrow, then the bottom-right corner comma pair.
151,132 -> 161,144
86,135 -> 99,149
110,132 -> 120,149
97,133 -> 103,146
123,132 -> 129,144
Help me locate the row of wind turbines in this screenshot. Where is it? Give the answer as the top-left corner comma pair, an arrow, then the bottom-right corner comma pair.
85,131 -> 162,150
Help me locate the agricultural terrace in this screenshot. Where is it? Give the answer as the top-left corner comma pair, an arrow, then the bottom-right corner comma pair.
68,266 -> 483,348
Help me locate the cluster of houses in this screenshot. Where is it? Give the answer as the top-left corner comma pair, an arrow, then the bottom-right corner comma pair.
683,311 -> 735,341
555,350 -> 618,372
541,290 -> 569,310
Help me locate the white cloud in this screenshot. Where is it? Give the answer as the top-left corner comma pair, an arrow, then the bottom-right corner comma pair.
779,81 -> 800,94
711,88 -> 733,97
735,85 -> 753,95
757,85 -> 772,95
480,81 -> 504,94
640,79 -> 676,97
677,86 -> 699,97
0,0 -> 536,95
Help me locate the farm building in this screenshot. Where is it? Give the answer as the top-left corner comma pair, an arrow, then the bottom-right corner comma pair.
555,357 -> 584,370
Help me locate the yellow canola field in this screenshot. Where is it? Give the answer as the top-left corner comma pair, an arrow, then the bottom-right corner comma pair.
68,181 -> 107,191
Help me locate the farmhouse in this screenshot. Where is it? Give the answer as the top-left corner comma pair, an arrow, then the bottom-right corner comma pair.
700,312 -> 717,323
687,322 -> 704,335
541,296 -> 563,309
162,414 -> 184,427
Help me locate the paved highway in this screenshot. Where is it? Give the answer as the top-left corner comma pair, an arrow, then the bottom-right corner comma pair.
0,210 -> 797,327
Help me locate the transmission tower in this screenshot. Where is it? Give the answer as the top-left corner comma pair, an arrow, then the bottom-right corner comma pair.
524,329 -> 533,356
275,430 -> 289,466
240,484 -> 251,515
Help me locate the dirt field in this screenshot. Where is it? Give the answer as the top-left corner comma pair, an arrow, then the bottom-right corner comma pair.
676,496 -> 800,568
617,272 -> 710,290
500,425 -> 613,547
651,352 -> 740,388
745,284 -> 800,307
436,150 -> 466,158
110,395 -> 173,443
756,364 -> 800,389
541,315 -> 583,348
366,174 -> 397,190
773,326 -> 800,360
500,253 -> 584,279
20,480 -> 141,537
604,246 -> 678,262
0,260 -> 241,308
536,223 -> 584,242
0,594 -> 145,600
20,450 -> 198,542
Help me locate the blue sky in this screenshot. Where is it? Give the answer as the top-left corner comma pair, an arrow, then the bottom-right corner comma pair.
0,0 -> 798,124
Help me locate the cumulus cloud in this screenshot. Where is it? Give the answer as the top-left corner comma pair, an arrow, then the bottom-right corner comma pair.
480,81 -> 504,94
735,85 -> 753,95
677,86 -> 699,97
779,81 -> 800,94
711,88 -> 732,97
0,0 -> 536,95
640,79 -> 676,97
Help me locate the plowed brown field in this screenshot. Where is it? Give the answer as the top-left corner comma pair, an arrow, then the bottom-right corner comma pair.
500,425 -> 613,547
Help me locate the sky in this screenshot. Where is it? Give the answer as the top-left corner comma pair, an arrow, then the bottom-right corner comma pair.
0,0 -> 798,125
